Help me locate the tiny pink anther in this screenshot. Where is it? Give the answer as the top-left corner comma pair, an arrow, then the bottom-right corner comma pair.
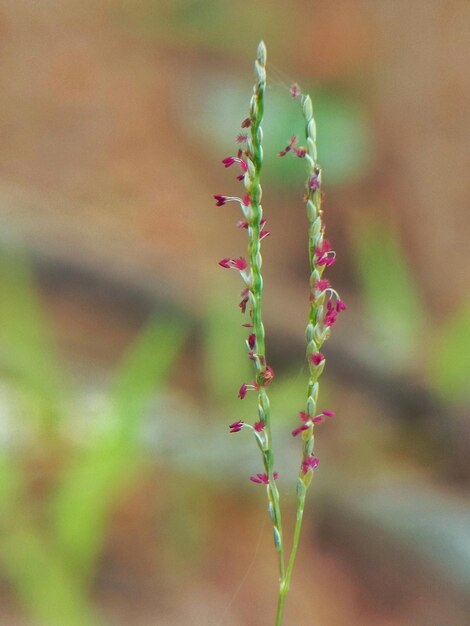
316,240 -> 336,267
278,135 -> 298,157
308,175 -> 321,191
238,384 -> 248,399
222,156 -> 236,168
218,257 -> 247,270
290,83 -> 301,99
214,194 -> 227,206
324,311 -> 337,327
239,295 -> 249,313
293,147 -> 307,158
223,156 -> 248,175
250,472 -> 278,484
317,239 -> 331,254
292,424 -> 310,437
229,420 -> 244,433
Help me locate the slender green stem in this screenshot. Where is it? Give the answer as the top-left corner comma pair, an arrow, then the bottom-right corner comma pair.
274,496 -> 307,626
275,491 -> 306,626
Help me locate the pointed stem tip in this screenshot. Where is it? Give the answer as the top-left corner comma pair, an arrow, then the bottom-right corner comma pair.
257,40 -> 267,66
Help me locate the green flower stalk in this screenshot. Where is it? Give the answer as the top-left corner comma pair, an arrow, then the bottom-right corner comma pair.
216,41 -> 345,626
221,41 -> 285,581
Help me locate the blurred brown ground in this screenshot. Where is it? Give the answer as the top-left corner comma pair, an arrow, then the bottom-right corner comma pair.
0,1 -> 469,625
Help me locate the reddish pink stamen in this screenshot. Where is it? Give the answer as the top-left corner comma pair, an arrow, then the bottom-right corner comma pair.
309,175 -> 320,191
250,472 -> 279,484
239,296 -> 249,313
219,257 -> 247,271
292,424 -> 310,437
238,384 -> 248,399
290,83 -> 301,99
229,420 -> 244,433
293,146 -> 307,158
324,311 -> 337,327
315,240 -> 335,267
223,156 -> 248,174
237,220 -> 249,229
324,300 -> 338,326
222,156 -> 236,168
214,194 -> 227,206
278,135 -> 298,157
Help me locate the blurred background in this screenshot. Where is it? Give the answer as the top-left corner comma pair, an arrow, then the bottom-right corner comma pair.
0,1 -> 469,625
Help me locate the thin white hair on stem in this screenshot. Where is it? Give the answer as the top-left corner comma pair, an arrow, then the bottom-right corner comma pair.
215,511 -> 268,626
267,61 -> 301,97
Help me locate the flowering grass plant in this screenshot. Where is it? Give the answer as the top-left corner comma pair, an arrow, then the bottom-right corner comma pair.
215,42 -> 344,625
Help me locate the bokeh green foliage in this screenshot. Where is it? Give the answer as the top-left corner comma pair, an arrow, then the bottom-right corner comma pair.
353,220 -> 427,371
203,284 -> 251,409
0,247 -> 67,436
428,301 -> 470,405
114,0 -> 286,54
185,80 -> 370,190
353,221 -> 470,406
0,247 -> 186,625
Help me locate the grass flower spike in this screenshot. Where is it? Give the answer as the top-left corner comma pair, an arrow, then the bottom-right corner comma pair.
215,42 -> 344,626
